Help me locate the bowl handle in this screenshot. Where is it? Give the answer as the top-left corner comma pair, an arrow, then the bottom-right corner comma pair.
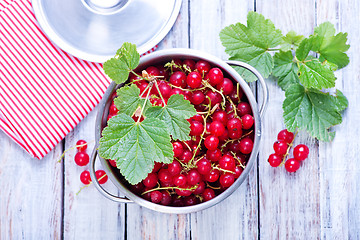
226,61 -> 269,118
89,147 -> 133,203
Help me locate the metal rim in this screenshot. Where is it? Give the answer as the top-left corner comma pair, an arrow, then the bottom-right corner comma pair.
32,0 -> 182,63
95,49 -> 265,213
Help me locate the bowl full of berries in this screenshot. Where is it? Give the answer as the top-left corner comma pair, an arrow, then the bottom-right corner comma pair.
89,46 -> 268,213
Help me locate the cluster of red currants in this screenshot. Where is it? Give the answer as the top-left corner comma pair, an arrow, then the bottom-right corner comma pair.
268,129 -> 309,172
107,58 -> 256,206
74,140 -> 108,185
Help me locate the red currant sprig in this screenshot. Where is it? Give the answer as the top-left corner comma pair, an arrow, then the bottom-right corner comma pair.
267,129 -> 309,172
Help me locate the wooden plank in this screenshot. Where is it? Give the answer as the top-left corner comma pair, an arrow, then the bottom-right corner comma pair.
255,1 -> 321,239
0,131 -> 62,239
62,109 -> 126,239
125,1 -> 192,239
316,0 -> 360,238
188,1 -> 259,239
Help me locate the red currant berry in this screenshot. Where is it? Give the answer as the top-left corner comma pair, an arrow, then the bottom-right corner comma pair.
234,165 -> 243,178
175,185 -> 193,197
196,158 -> 212,175
205,169 -> 220,182
284,158 -> 301,172
190,120 -> 204,136
160,191 -> 172,205
151,163 -> 163,173
273,140 -> 288,156
168,160 -> 182,176
158,169 -> 173,184
239,138 -> 254,155
108,159 -> 117,168
219,173 -> 235,188
146,66 -> 160,76
193,181 -> 206,194
191,90 -> 205,105
229,88 -> 244,103
76,140 -> 87,152
179,149 -> 193,163
184,195 -> 199,206
183,59 -> 196,71
189,113 -> 203,123
171,59 -> 183,71
218,129 -> 229,142
228,141 -> 241,153
204,91 -> 222,107
293,144 -> 309,161
207,68 -> 224,86
172,141 -> 184,158
268,153 -> 283,167
143,173 -> 158,188
204,135 -> 219,150
202,188 -> 215,201
173,174 -> 187,187
227,118 -> 242,131
217,78 -> 234,95
169,71 -> 187,88
95,170 -> 108,184
277,129 -> 294,144
74,152 -> 89,166
187,169 -> 202,185
137,80 -> 149,95
209,121 -> 225,137
80,170 -> 91,185
150,190 -> 163,203
130,182 -> 144,195
212,110 -> 228,126
237,102 -> 252,116
219,154 -> 236,171
206,148 -> 222,162
157,65 -> 169,79
172,197 -> 185,207
109,102 -> 118,115
195,60 -> 211,75
157,81 -> 172,99
241,114 -> 254,130
187,71 -> 203,88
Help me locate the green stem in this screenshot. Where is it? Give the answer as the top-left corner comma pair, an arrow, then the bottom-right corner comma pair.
137,83 -> 152,123
154,80 -> 166,106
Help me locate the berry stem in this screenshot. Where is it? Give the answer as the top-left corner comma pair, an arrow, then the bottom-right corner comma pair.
226,96 -> 238,117
202,80 -> 226,108
279,129 -> 299,166
154,80 -> 166,106
76,173 -> 108,195
137,83 -> 152,123
141,185 -> 197,195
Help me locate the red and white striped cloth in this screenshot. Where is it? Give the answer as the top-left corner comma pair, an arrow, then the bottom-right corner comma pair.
0,0 -> 157,159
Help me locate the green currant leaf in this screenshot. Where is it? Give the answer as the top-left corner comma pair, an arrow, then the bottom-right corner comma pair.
145,94 -> 197,141
298,57 -> 336,89
333,89 -> 348,112
295,38 -> 316,61
220,11 -> 282,82
280,30 -> 305,51
311,22 -> 350,68
273,51 -> 300,91
283,84 -> 342,142
114,84 -> 151,116
98,114 -> 173,184
103,43 -> 140,84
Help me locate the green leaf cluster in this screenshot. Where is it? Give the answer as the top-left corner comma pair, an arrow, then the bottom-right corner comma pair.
220,12 -> 350,141
100,43 -> 197,184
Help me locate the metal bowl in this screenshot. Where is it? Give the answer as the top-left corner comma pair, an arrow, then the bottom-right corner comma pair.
90,48 -> 268,214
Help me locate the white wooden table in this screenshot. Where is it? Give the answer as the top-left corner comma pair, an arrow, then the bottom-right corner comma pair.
1,0 -> 359,239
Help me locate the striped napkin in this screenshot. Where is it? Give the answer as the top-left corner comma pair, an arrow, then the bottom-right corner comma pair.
0,0 -> 113,159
